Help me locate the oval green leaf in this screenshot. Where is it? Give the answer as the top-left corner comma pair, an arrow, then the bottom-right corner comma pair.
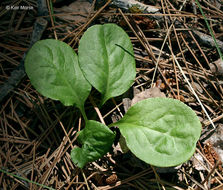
25,39 -> 91,109
71,120 -> 115,168
78,24 -> 136,105
113,97 -> 201,167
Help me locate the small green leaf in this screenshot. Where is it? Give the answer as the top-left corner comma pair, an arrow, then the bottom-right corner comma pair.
78,24 -> 136,105
113,98 -> 201,167
25,39 -> 91,110
71,120 -> 115,168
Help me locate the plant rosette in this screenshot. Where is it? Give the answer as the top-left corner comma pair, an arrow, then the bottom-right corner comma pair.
25,23 -> 201,168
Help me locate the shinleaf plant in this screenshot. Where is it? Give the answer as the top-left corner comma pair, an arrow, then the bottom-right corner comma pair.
25,24 -> 201,168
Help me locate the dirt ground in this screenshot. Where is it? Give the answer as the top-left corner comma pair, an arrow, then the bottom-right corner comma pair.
0,0 -> 223,189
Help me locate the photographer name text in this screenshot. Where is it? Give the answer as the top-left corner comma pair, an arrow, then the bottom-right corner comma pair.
6,5 -> 34,10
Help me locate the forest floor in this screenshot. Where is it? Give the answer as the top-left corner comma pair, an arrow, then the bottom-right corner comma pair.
0,0 -> 223,189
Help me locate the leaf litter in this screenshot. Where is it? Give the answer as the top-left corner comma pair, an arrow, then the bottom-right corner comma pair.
0,0 -> 223,189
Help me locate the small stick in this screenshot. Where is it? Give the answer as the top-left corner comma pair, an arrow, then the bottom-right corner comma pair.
201,160 -> 220,185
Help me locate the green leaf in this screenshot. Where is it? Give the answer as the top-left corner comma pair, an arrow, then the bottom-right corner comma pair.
113,98 -> 201,167
25,39 -> 91,110
78,24 -> 136,105
71,120 -> 115,168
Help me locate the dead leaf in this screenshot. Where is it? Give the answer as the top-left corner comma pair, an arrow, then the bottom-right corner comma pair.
105,174 -> 118,185
204,124 -> 223,164
54,0 -> 91,22
191,153 -> 206,171
131,87 -> 166,106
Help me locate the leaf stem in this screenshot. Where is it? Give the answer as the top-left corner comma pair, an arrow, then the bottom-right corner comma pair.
99,94 -> 106,108
79,106 -> 88,122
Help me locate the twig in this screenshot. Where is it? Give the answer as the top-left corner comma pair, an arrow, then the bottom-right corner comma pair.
201,160 -> 220,185
0,0 -> 48,103
192,30 -> 223,54
112,0 -> 160,18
